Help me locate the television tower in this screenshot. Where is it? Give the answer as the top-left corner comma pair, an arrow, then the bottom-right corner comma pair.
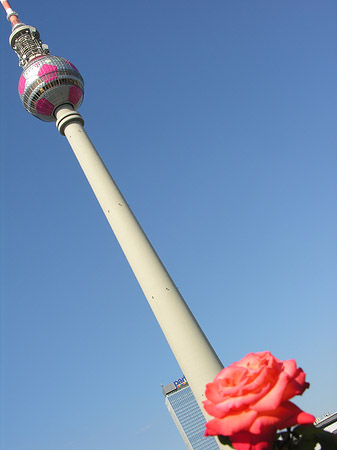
1,0 -> 224,430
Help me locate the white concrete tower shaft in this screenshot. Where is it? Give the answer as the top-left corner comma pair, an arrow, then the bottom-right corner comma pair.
2,1 -> 225,443
55,105 -> 224,414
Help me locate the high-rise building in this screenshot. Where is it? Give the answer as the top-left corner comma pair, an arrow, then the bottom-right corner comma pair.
162,376 -> 219,450
315,411 -> 337,434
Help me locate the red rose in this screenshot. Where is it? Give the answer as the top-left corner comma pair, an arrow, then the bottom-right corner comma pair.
203,351 -> 315,450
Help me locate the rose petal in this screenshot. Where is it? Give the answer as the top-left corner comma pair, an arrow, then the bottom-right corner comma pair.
214,366 -> 248,388
230,430 -> 276,450
273,401 -> 315,430
252,371 -> 291,411
208,385 -> 271,415
249,401 -> 315,434
281,359 -> 297,377
239,351 -> 273,370
281,368 -> 310,401
205,409 -> 258,436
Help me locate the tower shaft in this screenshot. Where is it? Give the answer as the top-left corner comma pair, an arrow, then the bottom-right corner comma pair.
2,2 -> 225,444
55,105 -> 224,419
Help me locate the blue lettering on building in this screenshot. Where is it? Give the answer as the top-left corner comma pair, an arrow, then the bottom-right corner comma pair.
174,375 -> 187,388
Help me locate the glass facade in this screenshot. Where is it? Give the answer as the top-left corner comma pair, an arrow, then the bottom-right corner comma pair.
163,381 -> 218,450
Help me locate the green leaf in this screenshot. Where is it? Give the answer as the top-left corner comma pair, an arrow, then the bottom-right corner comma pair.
293,425 -> 317,438
296,434 -> 318,450
218,435 -> 234,448
290,425 -> 337,450
315,429 -> 337,450
274,430 -> 291,449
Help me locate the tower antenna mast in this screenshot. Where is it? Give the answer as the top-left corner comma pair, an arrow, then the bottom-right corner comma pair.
1,0 -> 224,433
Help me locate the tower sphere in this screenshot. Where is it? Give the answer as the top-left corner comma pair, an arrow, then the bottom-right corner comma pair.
18,55 -> 84,122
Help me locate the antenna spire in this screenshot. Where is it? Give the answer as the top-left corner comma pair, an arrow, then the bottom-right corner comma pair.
1,0 -> 21,27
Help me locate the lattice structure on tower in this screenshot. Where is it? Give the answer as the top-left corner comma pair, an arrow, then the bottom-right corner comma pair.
10,24 -> 49,67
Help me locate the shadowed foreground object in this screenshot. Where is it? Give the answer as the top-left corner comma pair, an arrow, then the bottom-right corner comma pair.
1,1 -> 224,446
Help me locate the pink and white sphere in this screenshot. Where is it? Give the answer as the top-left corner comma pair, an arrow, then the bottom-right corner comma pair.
18,55 -> 84,122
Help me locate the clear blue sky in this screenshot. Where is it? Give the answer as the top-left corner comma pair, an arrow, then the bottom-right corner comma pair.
1,1 -> 336,449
